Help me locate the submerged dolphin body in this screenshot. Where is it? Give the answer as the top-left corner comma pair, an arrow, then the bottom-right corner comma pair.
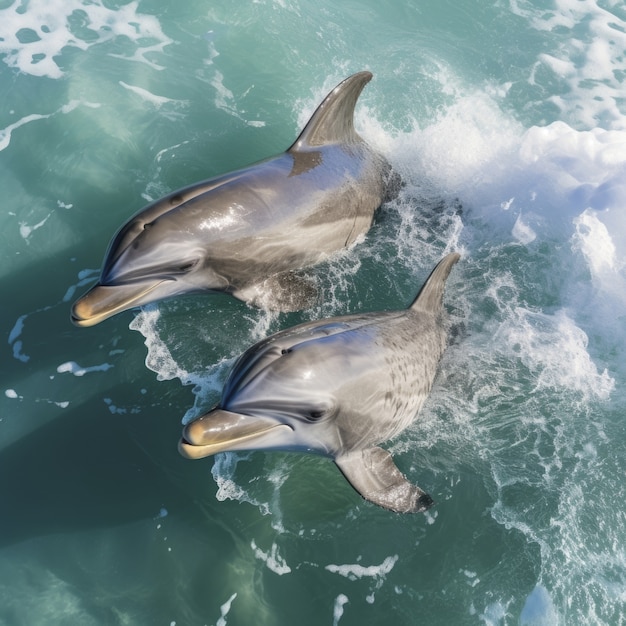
72,71 -> 398,327
179,253 -> 460,513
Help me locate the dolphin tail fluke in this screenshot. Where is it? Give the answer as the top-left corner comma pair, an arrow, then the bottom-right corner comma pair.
410,252 -> 460,314
335,447 -> 434,514
288,71 -> 373,150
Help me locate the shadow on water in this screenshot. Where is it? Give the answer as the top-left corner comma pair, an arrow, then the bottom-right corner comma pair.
0,392 -> 205,549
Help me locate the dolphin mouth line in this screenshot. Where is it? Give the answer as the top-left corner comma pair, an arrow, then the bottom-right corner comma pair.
178,421 -> 293,459
71,279 -> 171,327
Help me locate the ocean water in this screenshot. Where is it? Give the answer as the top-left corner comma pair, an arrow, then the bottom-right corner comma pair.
1,0 -> 625,624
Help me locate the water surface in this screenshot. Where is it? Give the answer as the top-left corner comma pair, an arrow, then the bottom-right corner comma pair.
1,1 -> 625,624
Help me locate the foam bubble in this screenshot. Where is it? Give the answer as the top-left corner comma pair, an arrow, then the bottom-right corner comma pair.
332,594 -> 349,626
129,306 -> 231,423
210,452 -> 300,532
209,70 -> 265,126
0,101 -> 100,153
216,593 -> 237,626
129,308 -> 190,383
57,361 -> 113,377
512,213 -> 537,245
0,0 -> 173,79
480,600 -> 511,626
250,540 -> 291,575
511,0 -> 626,130
494,307 -> 614,401
573,208 -> 625,302
325,555 -> 398,581
325,555 -> 398,603
19,214 -> 50,240
0,112 -> 50,152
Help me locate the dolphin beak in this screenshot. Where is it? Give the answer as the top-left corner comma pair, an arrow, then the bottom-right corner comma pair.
178,409 -> 293,459
71,280 -> 169,327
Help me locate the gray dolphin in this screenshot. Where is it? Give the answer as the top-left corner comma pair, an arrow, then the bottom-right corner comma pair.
72,71 -> 398,327
179,253 -> 460,513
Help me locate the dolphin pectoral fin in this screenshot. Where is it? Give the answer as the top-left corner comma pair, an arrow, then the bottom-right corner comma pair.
335,447 -> 434,514
234,271 -> 319,312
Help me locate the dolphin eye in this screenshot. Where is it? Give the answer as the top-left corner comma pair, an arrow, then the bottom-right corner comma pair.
178,260 -> 198,273
308,409 -> 326,421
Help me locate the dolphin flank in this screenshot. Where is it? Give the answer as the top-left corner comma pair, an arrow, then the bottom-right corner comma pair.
72,71 -> 399,327
179,253 -> 460,513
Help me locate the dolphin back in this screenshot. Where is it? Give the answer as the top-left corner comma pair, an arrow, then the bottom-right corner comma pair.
288,71 -> 373,149
410,252 -> 460,314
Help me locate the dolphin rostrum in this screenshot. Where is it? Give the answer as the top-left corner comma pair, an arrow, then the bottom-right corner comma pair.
179,253 -> 460,513
72,71 -> 399,327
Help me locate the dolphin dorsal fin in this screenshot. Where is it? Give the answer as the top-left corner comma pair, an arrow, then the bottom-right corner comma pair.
288,71 -> 372,150
410,252 -> 460,314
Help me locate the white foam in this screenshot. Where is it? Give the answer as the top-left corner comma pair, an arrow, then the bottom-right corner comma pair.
216,593 -> 237,626
129,308 -> 191,383
129,307 -> 231,423
250,540 -> 291,575
573,208 -> 626,303
325,555 -> 398,581
0,112 -> 51,152
494,307 -> 614,401
0,101 -> 100,153
413,92 -> 523,196
4,389 -> 19,399
209,70 -> 264,126
394,76 -> 626,376
325,555 -> 398,605
19,214 -> 50,240
461,569 -> 480,588
481,600 -> 511,626
510,0 -> 626,130
57,361 -> 113,376
0,0 -> 172,79
118,81 -> 186,107
512,213 -> 537,245
210,452 -> 271,516
332,594 -> 349,626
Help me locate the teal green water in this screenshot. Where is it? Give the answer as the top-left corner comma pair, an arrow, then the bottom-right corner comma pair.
2,1 -> 626,624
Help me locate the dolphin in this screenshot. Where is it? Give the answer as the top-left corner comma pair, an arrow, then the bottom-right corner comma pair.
72,71 -> 399,327
179,253 -> 460,513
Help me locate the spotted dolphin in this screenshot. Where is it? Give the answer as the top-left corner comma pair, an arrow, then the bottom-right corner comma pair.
72,71 -> 398,327
179,253 -> 460,513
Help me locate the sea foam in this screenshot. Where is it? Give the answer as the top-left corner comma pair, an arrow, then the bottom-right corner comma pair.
0,0 -> 172,79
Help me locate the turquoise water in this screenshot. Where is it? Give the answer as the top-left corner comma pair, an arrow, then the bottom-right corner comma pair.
2,0 -> 626,624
